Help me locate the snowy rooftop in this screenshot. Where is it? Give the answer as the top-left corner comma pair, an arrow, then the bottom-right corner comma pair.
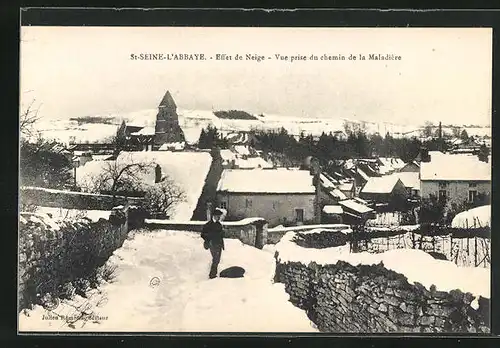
361,176 -> 403,194
217,169 -> 315,194
92,154 -> 114,161
338,182 -> 354,191
220,149 -> 237,162
234,145 -> 251,156
394,172 -> 420,190
235,157 -> 273,169
131,126 -> 155,136
338,199 -> 373,214
357,168 -> 370,181
322,205 -> 343,215
329,188 -> 347,200
420,153 -> 491,181
320,174 -> 336,189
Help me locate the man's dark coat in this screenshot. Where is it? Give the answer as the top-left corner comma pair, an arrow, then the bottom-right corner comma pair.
201,219 -> 225,249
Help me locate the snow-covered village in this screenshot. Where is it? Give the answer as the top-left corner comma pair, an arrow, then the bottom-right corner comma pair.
18,27 -> 492,334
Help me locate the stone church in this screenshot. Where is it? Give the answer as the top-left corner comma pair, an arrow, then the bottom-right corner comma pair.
153,90 -> 186,150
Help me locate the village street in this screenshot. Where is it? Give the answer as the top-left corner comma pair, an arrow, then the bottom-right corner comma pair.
19,230 -> 317,332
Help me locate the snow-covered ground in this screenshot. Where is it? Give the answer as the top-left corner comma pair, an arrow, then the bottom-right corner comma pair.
19,230 -> 317,332
452,205 -> 491,229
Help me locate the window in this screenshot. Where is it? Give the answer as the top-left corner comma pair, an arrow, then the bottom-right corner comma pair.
220,201 -> 227,210
469,183 -> 477,188
295,209 -> 304,222
438,190 -> 447,202
469,190 -> 478,203
246,199 -> 253,208
438,182 -> 448,189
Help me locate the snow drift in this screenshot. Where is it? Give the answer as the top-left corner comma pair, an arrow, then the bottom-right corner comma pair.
451,205 -> 491,229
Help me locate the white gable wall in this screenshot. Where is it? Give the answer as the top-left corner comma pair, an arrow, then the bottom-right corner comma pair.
217,192 -> 315,228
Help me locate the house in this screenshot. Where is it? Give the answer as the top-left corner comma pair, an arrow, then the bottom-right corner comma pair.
359,175 -> 409,203
449,137 -> 482,154
400,161 -> 420,173
357,161 -> 380,177
220,149 -> 238,169
376,157 -> 406,175
219,149 -> 273,169
338,199 -> 375,224
318,173 -> 347,208
216,169 -> 316,227
116,121 -> 155,151
420,153 -> 491,209
322,205 -> 344,224
394,172 -> 421,197
338,181 -> 356,199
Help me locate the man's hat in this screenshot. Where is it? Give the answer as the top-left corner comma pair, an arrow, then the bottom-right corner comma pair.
213,209 -> 223,216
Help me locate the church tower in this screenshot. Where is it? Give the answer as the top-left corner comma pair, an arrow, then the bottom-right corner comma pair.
153,90 -> 185,150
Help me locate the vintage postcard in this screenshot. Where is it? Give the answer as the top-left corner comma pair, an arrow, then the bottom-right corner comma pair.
18,25 -> 492,334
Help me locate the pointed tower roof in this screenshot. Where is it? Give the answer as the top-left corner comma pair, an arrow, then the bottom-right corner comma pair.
158,90 -> 177,109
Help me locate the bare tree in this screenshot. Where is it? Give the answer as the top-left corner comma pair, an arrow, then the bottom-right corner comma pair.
80,154 -> 154,200
421,121 -> 434,138
143,177 -> 186,218
20,98 -> 41,139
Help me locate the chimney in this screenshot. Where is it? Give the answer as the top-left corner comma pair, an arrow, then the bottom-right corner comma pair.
155,164 -> 162,183
421,146 -> 430,163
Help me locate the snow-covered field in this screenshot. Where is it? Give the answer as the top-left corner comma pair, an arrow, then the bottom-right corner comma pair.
19,230 -> 317,332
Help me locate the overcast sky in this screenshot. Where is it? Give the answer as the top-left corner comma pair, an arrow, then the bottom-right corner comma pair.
20,27 -> 492,126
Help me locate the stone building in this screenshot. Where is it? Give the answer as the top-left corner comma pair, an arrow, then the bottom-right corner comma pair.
420,152 -> 491,209
216,169 -> 316,227
153,90 -> 185,150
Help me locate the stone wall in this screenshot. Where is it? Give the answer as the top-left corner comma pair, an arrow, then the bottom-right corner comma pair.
275,259 -> 490,333
144,217 -> 268,249
18,206 -> 130,310
20,186 -> 143,211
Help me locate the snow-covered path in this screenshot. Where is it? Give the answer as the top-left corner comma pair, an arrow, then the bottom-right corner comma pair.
19,230 -> 317,332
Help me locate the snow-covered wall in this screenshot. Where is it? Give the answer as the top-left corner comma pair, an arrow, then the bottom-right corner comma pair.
18,208 -> 130,310
143,218 -> 268,249
20,186 -> 143,210
274,232 -> 490,333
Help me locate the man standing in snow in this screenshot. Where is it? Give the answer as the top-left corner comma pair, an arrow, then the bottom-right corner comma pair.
201,209 -> 225,279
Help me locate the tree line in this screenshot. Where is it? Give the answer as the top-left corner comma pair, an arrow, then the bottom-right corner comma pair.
196,124 -> 460,166
252,128 -> 424,165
